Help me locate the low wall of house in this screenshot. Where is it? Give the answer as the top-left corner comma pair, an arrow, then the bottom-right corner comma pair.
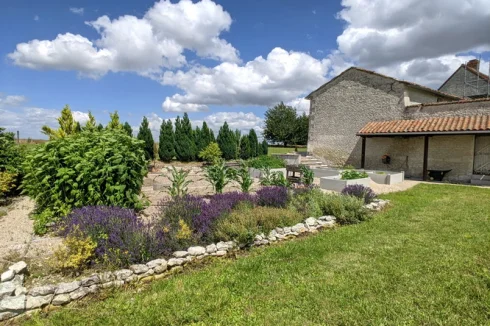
364,135 -> 475,182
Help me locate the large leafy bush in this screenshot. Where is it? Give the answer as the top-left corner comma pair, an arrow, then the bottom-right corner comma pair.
0,128 -> 28,197
23,130 -> 147,233
59,206 -> 165,267
320,194 -> 370,225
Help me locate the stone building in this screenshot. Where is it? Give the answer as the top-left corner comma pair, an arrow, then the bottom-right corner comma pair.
306,62 -> 490,183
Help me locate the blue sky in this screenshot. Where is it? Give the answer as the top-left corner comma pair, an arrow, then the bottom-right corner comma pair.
1,0 -> 489,139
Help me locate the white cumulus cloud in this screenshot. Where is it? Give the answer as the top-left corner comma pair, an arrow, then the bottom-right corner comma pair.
161,47 -> 329,111
0,94 -> 27,108
9,0 -> 239,78
335,0 -> 490,87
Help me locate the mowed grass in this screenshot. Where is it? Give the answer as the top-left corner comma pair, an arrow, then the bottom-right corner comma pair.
268,146 -> 307,155
24,184 -> 490,325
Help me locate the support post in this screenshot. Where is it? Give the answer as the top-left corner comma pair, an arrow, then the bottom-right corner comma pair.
423,135 -> 429,181
361,136 -> 366,169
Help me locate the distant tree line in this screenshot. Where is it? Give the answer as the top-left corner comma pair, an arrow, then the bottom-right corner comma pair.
137,112 -> 268,162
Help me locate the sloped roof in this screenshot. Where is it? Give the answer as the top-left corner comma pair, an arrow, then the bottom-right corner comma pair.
306,67 -> 461,100
358,115 -> 490,136
438,64 -> 490,91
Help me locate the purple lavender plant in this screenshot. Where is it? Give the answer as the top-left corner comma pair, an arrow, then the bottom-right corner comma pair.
341,185 -> 376,204
256,186 -> 288,208
59,206 -> 167,267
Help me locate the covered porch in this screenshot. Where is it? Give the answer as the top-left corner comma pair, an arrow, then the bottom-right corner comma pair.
357,115 -> 490,183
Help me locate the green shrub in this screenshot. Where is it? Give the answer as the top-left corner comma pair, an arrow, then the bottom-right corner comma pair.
289,188 -> 370,224
51,230 -> 97,274
199,142 -> 222,165
0,172 -> 17,198
213,204 -> 304,244
22,129 -> 148,233
289,188 -> 324,218
340,169 -> 368,180
248,155 -> 285,169
319,193 -> 370,225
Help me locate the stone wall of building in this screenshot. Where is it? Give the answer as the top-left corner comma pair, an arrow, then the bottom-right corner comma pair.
365,135 -> 476,182
404,99 -> 490,119
439,66 -> 490,98
308,69 -> 405,166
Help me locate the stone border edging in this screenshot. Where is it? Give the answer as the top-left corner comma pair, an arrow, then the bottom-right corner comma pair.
0,199 -> 389,322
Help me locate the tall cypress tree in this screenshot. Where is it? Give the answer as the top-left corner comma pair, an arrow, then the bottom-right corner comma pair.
239,135 -> 251,160
123,122 -> 133,137
201,121 -> 212,149
174,113 -> 196,162
107,111 -> 122,130
248,129 -> 259,158
217,122 -> 237,160
159,119 -> 175,162
97,123 -> 104,131
137,116 -> 154,160
74,121 -> 82,133
260,139 -> 269,156
194,126 -> 203,160
209,129 -> 216,143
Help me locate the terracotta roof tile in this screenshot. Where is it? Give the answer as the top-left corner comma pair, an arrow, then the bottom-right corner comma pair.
358,115 -> 490,135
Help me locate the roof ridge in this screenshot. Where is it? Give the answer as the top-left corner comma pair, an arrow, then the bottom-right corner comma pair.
406,97 -> 490,108
306,66 -> 461,100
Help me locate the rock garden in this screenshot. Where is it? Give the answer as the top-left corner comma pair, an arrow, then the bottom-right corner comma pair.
0,108 -> 390,322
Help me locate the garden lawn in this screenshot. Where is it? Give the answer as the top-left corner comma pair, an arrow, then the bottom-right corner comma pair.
268,146 -> 306,155
25,184 -> 490,325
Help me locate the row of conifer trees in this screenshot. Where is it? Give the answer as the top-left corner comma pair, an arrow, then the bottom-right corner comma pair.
137,113 -> 268,162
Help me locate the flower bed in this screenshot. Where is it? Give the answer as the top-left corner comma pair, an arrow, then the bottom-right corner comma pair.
0,184 -> 390,322
0,198 -> 390,322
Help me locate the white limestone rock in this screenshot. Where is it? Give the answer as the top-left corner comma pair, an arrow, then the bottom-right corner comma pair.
206,244 -> 217,253
173,251 -> 189,258
146,259 -> 166,269
0,294 -> 26,311
52,294 -> 71,306
129,264 -> 149,274
15,287 -> 27,296
1,270 -> 15,283
29,285 -> 56,297
55,281 -> 80,295
167,258 -> 185,267
0,282 -> 16,299
99,271 -> 115,283
26,294 -> 53,310
187,246 -> 206,256
318,215 -> 336,222
291,223 -> 307,233
80,274 -> 100,287
8,261 -> 27,274
304,217 -> 318,226
69,287 -> 88,301
215,250 -> 227,256
114,269 -> 133,281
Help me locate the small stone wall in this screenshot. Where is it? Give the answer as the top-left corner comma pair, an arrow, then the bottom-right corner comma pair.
0,199 -> 389,322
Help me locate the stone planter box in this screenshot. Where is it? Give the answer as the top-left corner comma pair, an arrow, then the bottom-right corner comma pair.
320,176 -> 371,192
366,171 -> 404,185
249,168 -> 286,178
271,154 -> 300,166
311,167 -> 342,178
